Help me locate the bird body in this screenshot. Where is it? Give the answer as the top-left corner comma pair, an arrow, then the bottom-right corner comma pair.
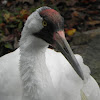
0,47 -> 100,100
0,6 -> 100,100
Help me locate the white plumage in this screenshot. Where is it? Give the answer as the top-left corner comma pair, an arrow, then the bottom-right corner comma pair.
0,6 -> 100,100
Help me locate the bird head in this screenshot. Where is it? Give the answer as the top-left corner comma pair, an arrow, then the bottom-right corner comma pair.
22,6 -> 84,80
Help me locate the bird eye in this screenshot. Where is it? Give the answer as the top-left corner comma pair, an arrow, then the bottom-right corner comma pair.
42,20 -> 47,26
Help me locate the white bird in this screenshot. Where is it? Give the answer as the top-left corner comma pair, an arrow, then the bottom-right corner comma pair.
0,6 -> 100,100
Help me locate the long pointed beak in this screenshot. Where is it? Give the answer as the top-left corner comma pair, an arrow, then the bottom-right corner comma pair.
53,30 -> 84,80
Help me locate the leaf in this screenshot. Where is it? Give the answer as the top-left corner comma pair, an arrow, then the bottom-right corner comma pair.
9,16 -> 16,22
0,23 -> 5,28
65,28 -> 76,36
20,9 -> 29,16
86,20 -> 100,25
18,21 -> 23,30
9,24 -> 17,28
20,9 -> 29,20
0,12 -> 3,24
7,2 -> 13,7
67,0 -> 78,6
87,11 -> 99,15
16,7 -> 22,11
29,7 -> 36,13
4,28 -> 10,35
72,11 -> 79,17
4,42 -> 13,49
2,34 -> 14,42
3,13 -> 11,22
22,14 -> 29,20
2,9 -> 9,13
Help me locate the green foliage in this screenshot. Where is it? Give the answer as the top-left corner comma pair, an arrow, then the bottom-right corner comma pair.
4,42 -> 13,49
18,21 -> 23,31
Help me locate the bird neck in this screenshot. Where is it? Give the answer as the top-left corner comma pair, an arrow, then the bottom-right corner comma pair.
20,32 -> 55,100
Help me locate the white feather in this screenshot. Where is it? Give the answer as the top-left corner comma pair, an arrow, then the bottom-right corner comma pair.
0,48 -> 100,100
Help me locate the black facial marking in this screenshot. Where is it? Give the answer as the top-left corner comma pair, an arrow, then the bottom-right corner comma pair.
34,21 -> 54,44
34,8 -> 64,44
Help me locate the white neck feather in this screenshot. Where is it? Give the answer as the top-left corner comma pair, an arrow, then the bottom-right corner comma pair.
19,29 -> 56,100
